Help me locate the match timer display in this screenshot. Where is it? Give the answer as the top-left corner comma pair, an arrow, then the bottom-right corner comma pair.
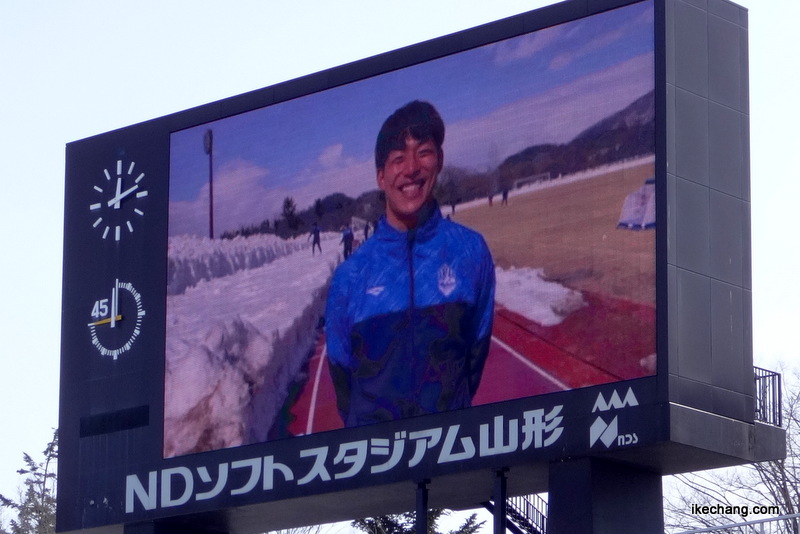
87,279 -> 146,360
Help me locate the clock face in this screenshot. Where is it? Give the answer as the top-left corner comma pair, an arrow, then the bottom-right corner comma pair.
87,279 -> 146,359
89,159 -> 148,241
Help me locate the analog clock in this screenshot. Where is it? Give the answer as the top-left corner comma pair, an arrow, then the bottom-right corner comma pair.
89,159 -> 148,241
87,279 -> 146,359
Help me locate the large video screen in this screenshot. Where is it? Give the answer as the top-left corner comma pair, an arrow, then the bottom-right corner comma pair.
164,0 -> 655,458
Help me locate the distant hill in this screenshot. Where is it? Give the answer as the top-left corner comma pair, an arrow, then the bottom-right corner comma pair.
222,90 -> 655,240
495,90 -> 655,191
434,90 -> 655,208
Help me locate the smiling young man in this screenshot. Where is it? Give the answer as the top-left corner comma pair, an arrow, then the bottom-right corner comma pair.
325,100 -> 496,428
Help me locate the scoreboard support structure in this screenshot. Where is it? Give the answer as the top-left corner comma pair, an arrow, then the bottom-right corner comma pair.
549,459 -> 663,534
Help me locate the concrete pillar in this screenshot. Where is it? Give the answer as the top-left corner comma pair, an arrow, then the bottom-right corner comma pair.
548,458 -> 663,534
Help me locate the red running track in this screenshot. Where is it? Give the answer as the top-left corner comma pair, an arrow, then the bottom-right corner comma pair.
287,294 -> 654,435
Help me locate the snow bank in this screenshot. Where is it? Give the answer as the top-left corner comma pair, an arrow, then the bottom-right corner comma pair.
164,236 -> 340,457
495,266 -> 586,327
167,232 -> 338,295
163,236 -> 585,457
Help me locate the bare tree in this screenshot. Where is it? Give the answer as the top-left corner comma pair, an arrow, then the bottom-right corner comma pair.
267,525 -> 327,534
664,370 -> 799,534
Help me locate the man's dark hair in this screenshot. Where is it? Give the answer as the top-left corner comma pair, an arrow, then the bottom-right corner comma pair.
375,100 -> 445,169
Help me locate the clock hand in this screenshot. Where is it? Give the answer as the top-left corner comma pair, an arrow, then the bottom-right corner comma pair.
111,279 -> 118,328
107,183 -> 139,209
113,177 -> 122,208
88,314 -> 123,327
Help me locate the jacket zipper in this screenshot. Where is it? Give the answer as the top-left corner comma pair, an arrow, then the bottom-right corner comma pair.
407,229 -> 416,353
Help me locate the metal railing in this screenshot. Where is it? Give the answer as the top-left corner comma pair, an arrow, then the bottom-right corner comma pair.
506,494 -> 547,534
483,493 -> 548,534
754,367 -> 782,427
480,368 -> 782,534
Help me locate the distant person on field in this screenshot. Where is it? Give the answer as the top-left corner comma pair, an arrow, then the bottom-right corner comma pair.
308,221 -> 322,255
340,225 -> 354,259
325,100 -> 495,428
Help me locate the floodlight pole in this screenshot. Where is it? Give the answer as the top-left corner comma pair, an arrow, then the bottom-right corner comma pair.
416,480 -> 429,534
204,129 -> 215,239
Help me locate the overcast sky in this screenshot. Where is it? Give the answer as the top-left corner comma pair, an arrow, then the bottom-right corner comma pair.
0,0 -> 797,520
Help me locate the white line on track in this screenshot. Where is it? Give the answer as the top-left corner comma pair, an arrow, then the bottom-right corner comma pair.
304,334 -> 568,434
305,344 -> 328,435
491,335 -> 569,390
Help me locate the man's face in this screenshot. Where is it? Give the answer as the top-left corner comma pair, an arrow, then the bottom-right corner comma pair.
377,136 -> 442,231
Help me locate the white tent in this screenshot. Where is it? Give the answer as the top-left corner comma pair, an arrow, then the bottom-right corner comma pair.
617,176 -> 656,230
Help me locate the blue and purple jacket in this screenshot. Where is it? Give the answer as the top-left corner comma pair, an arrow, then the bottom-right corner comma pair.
325,202 -> 495,427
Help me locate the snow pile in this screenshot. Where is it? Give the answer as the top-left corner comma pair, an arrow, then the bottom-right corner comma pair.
163,238 -> 586,457
167,232 -> 338,295
164,236 -> 341,457
495,266 -> 586,327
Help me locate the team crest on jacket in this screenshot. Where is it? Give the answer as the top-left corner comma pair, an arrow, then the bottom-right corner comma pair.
437,263 -> 457,296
